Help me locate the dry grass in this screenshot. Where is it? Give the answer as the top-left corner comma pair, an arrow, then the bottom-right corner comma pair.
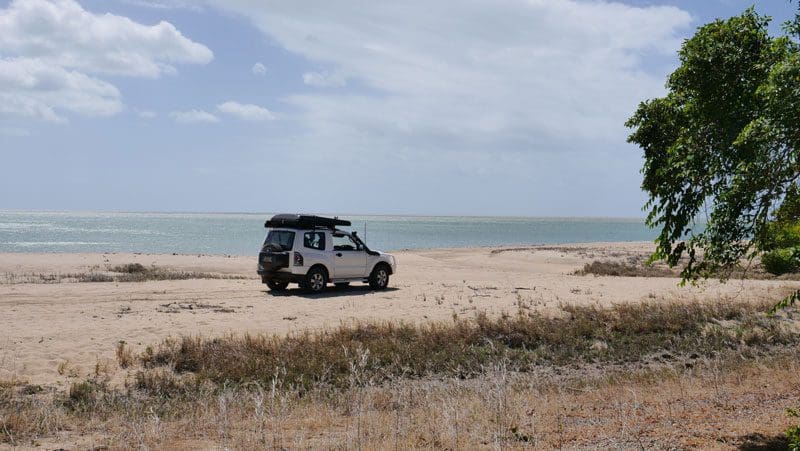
109,263 -> 148,274
575,257 -> 800,281
115,341 -> 133,369
0,271 -> 114,284
107,263 -> 247,282
574,259 -> 676,277
138,300 -> 796,392
0,263 -> 249,285
2,301 -> 799,448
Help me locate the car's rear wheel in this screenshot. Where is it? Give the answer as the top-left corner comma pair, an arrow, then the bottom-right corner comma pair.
266,280 -> 289,292
303,267 -> 327,294
369,264 -> 390,290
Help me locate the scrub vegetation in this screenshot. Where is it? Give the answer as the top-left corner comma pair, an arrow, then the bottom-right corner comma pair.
573,259 -> 675,278
0,263 -> 249,284
575,257 -> 800,280
2,300 -> 799,448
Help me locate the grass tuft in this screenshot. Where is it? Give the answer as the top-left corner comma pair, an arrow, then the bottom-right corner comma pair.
574,260 -> 675,277
133,368 -> 200,398
109,263 -> 147,274
65,381 -> 97,410
116,341 -> 133,368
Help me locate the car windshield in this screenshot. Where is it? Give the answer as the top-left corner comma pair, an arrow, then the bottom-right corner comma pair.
263,230 -> 295,251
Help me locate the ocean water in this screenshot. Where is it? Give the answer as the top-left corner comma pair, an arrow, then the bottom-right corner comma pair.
0,211 -> 656,255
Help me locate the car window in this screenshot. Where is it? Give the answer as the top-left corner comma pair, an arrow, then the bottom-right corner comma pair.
263,230 -> 295,251
332,234 -> 363,251
304,231 -> 325,250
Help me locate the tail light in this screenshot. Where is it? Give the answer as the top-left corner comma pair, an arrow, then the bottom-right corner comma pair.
293,252 -> 304,266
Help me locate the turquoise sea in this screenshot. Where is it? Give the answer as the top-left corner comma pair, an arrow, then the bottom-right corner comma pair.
0,212 -> 656,255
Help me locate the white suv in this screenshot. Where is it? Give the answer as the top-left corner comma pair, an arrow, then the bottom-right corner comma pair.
257,214 -> 397,293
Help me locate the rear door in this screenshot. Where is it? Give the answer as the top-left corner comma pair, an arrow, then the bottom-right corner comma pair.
300,230 -> 328,267
331,233 -> 367,278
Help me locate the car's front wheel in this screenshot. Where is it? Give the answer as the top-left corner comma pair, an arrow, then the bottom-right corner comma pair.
303,267 -> 327,294
266,280 -> 289,292
369,264 -> 390,290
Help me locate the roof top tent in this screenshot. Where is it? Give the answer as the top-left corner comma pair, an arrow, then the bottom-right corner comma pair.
265,214 -> 352,230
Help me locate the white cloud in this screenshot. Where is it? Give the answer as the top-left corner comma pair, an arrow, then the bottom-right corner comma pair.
252,62 -> 267,75
0,57 -> 122,122
217,101 -> 275,121
0,0 -> 213,77
207,0 -> 690,165
120,0 -> 205,11
302,70 -> 346,87
0,0 -> 212,121
170,109 -> 219,123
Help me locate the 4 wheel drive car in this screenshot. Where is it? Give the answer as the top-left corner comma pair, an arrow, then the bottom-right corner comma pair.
257,214 -> 396,294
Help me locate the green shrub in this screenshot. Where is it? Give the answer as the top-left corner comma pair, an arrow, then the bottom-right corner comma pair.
788,407 -> 800,451
775,185 -> 800,225
768,222 -> 800,249
760,186 -> 800,252
761,247 -> 800,275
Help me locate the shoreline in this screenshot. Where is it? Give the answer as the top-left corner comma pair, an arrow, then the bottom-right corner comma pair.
0,240 -> 659,258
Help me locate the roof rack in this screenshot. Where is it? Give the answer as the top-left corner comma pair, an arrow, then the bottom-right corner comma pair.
265,214 -> 351,229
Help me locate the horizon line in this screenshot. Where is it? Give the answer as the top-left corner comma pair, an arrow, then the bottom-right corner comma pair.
0,209 -> 649,221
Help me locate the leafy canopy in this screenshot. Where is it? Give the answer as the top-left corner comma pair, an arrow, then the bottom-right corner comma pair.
626,8 -> 800,282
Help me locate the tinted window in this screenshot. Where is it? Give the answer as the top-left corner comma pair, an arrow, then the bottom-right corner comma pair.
332,234 -> 363,251
263,230 -> 295,251
304,231 -> 325,250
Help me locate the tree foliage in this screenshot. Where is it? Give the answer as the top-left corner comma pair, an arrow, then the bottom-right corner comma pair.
626,8 -> 800,283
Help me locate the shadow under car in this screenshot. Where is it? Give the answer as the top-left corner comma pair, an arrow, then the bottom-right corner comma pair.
264,284 -> 399,299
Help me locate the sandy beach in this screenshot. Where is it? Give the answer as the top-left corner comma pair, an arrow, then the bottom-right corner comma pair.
2,242 -> 797,388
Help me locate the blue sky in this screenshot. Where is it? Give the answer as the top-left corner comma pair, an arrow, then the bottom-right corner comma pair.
0,0 -> 796,216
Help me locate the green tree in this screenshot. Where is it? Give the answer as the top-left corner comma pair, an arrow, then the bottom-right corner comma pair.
760,185 -> 800,251
773,184 -> 800,225
626,7 -> 800,285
